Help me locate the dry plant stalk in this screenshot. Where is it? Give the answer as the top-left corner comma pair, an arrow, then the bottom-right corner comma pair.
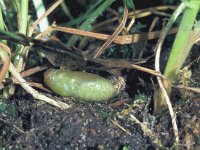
90,58 -> 164,78
155,40 -> 179,145
111,120 -> 131,135
174,85 -> 200,94
41,25 -> 177,45
154,27 -> 179,147
9,63 -> 71,110
93,5 -> 176,30
19,65 -> 49,78
0,42 -> 11,86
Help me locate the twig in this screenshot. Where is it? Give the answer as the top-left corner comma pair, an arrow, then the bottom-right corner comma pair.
173,85 -> 200,94
186,56 -> 200,68
11,81 -> 52,93
20,65 -> 49,78
9,63 -> 70,109
90,58 -> 165,78
125,5 -> 176,18
111,119 -> 131,135
126,5 -> 135,32
88,5 -> 176,30
41,25 -> 177,45
0,42 -> 11,85
28,82 -> 52,93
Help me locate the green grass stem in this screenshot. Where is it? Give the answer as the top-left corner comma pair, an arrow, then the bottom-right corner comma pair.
19,0 -> 29,34
164,0 -> 200,91
13,0 -> 29,71
0,6 -> 4,30
154,0 -> 200,115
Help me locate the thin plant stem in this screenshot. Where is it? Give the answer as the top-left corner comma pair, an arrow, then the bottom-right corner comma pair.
60,1 -> 73,20
164,0 -> 200,89
19,0 -> 29,34
0,4 -> 5,30
154,3 -> 187,147
153,2 -> 186,115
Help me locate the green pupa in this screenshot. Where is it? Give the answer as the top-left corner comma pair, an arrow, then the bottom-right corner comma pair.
44,69 -> 118,102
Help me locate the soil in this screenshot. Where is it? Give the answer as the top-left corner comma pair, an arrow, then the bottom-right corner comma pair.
0,84 -> 199,149
1,94 -> 150,149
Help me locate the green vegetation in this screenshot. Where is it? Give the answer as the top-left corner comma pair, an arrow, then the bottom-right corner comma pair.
67,0 -> 116,46
154,0 -> 200,114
